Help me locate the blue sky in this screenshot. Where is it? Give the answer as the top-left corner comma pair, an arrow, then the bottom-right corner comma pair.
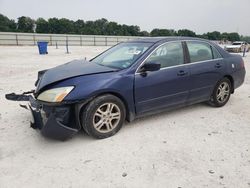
0,0 -> 249,35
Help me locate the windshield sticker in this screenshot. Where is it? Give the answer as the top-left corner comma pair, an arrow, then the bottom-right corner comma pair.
126,49 -> 142,55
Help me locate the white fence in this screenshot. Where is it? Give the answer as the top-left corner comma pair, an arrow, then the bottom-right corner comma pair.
0,32 -> 141,46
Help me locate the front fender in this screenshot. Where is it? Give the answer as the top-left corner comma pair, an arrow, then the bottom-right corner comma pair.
48,72 -> 136,121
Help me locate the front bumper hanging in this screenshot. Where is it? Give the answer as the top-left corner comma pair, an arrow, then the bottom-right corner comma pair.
5,91 -> 80,140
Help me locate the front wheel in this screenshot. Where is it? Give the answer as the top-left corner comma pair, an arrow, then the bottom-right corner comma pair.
208,78 -> 231,107
81,94 -> 126,139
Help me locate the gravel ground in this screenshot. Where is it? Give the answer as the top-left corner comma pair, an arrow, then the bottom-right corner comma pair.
0,46 -> 249,188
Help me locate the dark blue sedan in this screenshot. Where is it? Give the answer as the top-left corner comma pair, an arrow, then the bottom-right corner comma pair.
6,37 -> 246,140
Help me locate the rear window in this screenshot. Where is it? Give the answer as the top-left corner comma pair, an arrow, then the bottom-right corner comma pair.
186,41 -> 213,63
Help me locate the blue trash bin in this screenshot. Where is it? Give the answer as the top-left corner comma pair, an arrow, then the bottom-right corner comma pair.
37,41 -> 48,55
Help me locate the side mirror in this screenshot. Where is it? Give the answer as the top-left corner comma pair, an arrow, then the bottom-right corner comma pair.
141,62 -> 161,72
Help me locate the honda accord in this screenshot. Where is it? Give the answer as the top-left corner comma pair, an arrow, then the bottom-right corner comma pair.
6,37 -> 246,140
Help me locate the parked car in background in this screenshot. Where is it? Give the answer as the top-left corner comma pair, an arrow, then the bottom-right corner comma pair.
6,37 -> 246,140
225,41 -> 250,53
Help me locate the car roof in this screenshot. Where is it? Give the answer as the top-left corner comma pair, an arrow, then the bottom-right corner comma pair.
128,37 -> 209,44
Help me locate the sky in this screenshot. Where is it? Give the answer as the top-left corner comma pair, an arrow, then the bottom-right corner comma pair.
0,0 -> 250,35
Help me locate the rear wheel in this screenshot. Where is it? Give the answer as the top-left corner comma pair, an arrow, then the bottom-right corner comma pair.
208,78 -> 231,107
81,94 -> 126,139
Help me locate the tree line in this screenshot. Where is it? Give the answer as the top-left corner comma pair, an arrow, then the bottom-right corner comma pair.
0,13 -> 249,42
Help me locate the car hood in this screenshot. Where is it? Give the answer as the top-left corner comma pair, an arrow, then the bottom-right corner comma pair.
36,59 -> 117,91
226,45 -> 241,48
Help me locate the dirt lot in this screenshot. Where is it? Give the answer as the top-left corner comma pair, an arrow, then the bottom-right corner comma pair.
0,46 -> 250,188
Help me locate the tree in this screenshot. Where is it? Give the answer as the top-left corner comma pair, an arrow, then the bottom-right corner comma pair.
240,35 -> 250,43
36,18 -> 49,33
74,19 -> 85,34
197,34 -> 208,39
94,18 -> 109,35
227,32 -> 240,42
150,29 -> 176,36
221,32 -> 229,41
48,18 -> 60,33
205,31 -> 221,40
139,31 -> 150,36
58,18 -> 75,34
177,29 -> 196,37
0,14 -> 16,32
17,16 -> 34,32
105,21 -> 120,35
48,18 -> 74,34
0,13 -> 247,40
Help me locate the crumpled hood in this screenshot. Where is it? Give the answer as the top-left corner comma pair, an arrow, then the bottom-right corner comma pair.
226,45 -> 241,48
36,59 -> 117,92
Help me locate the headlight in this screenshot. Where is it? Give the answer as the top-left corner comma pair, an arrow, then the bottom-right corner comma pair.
37,86 -> 74,102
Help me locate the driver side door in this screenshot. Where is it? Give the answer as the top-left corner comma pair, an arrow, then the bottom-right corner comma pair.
134,42 -> 190,114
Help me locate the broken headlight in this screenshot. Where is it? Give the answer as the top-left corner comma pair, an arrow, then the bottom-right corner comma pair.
37,86 -> 74,102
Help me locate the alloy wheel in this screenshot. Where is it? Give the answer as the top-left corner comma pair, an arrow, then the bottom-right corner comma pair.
216,82 -> 230,103
93,103 -> 121,133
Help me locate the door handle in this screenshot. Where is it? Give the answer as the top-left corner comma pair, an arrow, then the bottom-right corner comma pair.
215,63 -> 222,68
177,70 -> 188,76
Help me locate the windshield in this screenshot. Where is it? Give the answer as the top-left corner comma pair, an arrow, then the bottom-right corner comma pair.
91,42 -> 152,69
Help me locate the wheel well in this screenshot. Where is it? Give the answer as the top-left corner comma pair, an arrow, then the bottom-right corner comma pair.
224,75 -> 234,93
96,92 -> 130,120
78,92 -> 130,122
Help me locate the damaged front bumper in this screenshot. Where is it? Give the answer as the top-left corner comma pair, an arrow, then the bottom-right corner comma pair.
6,92 -> 81,140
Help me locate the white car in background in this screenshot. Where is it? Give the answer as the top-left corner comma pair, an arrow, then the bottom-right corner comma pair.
225,41 -> 249,53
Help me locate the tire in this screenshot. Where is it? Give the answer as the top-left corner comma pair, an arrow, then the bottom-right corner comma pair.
81,94 -> 126,139
207,78 -> 231,107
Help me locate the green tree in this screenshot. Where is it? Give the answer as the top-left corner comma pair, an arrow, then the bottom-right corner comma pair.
17,16 -> 34,32
36,18 -> 49,33
48,18 -> 74,34
177,29 -> 196,37
220,32 -> 240,42
139,30 -> 150,36
240,35 -> 250,43
74,19 -> 85,34
105,22 -> 121,35
221,32 -> 229,41
0,14 -> 16,32
150,29 -> 176,36
227,32 -> 240,42
48,18 -> 60,33
94,18 -> 109,35
205,31 -> 221,40
0,13 -> 247,40
197,34 -> 208,39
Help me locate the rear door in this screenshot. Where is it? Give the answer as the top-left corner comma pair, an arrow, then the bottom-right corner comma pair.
134,41 -> 189,114
185,41 -> 225,104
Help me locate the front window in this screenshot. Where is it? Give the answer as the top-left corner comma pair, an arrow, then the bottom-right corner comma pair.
145,42 -> 184,68
91,42 -> 152,69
